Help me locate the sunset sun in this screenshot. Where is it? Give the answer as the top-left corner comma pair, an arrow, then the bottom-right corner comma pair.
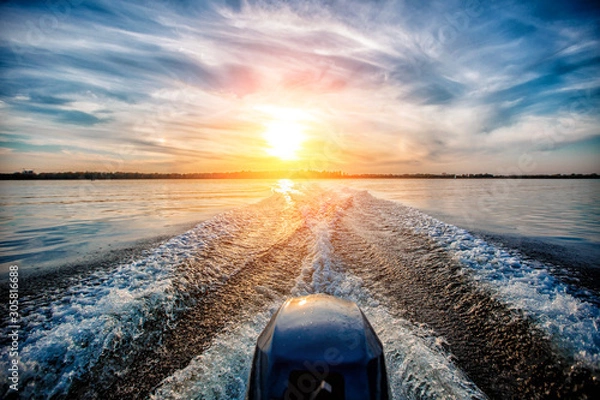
263,120 -> 305,160
258,106 -> 310,161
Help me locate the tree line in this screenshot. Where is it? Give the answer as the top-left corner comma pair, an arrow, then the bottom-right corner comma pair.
1,171 -> 598,180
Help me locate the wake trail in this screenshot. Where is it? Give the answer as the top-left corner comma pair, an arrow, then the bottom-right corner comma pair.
331,191 -> 598,398
5,183 -> 598,400
154,186 -> 488,400
68,193 -> 313,399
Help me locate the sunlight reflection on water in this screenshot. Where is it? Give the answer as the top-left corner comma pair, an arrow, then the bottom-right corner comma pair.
1,178 -> 598,277
271,179 -> 299,204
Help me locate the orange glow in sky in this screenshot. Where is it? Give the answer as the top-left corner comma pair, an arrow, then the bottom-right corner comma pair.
1,1 -> 599,174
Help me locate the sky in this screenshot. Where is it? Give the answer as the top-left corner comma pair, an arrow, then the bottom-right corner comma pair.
0,0 -> 599,174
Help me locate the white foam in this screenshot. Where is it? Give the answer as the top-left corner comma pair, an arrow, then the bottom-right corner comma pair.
294,190 -> 488,399
2,212 -> 242,398
8,185 -> 597,398
358,192 -> 600,370
150,306 -> 278,400
152,188 -> 487,400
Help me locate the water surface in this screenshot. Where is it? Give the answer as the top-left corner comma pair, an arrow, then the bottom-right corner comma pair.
1,180 -> 598,399
342,179 -> 600,246
0,179 -> 272,276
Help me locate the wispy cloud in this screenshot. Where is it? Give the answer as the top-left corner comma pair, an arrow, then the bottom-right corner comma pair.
0,0 -> 598,173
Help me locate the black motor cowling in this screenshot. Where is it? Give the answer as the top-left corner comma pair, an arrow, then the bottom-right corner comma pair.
246,294 -> 390,400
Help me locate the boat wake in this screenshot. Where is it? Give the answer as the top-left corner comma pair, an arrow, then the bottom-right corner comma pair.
1,181 -> 598,399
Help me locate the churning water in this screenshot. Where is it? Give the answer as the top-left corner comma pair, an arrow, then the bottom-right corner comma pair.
0,179 -> 598,399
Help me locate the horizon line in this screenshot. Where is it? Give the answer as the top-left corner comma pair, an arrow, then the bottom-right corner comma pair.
2,170 -> 599,180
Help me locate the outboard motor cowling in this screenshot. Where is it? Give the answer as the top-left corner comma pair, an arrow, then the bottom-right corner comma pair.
247,294 -> 390,400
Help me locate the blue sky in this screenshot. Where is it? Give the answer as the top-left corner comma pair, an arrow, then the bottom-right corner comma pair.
0,0 -> 599,174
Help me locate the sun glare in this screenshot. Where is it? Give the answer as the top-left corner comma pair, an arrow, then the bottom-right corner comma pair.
263,118 -> 306,161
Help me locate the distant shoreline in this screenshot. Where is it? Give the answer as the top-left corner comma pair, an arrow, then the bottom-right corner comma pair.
1,171 -> 598,180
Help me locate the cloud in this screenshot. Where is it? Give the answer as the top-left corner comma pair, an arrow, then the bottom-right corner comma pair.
55,110 -> 106,126
29,95 -> 72,105
0,0 -> 599,173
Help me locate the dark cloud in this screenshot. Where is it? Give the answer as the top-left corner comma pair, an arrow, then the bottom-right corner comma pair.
495,18 -> 537,40
526,0 -> 600,20
408,83 -> 462,105
224,0 -> 242,11
29,95 -> 72,105
0,138 -> 68,153
11,103 -> 107,126
56,110 -> 106,126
